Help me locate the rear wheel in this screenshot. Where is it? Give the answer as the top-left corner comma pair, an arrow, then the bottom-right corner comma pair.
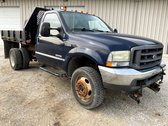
9,48 -> 23,70
19,48 -> 30,69
71,67 -> 105,109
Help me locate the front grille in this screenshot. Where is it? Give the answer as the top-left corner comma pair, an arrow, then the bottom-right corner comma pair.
130,45 -> 163,70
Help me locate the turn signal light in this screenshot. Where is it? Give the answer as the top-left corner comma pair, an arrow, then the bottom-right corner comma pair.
106,61 -> 112,67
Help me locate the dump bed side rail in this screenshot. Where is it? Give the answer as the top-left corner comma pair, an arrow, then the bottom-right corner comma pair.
1,30 -> 25,43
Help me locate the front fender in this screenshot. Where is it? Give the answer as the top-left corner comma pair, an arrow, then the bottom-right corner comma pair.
64,47 -> 107,68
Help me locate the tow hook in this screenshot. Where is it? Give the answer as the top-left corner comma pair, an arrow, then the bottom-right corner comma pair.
148,83 -> 160,93
129,90 -> 142,104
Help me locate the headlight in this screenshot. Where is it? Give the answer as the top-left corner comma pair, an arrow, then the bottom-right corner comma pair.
106,51 -> 130,67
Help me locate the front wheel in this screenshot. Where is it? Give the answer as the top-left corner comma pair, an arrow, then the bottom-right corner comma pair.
71,67 -> 105,109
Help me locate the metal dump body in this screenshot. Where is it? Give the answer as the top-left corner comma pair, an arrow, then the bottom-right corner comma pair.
1,7 -> 48,58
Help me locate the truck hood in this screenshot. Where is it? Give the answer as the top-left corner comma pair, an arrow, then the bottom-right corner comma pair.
69,32 -> 161,52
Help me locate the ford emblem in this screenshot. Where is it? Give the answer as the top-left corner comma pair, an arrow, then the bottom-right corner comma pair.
152,55 -> 157,59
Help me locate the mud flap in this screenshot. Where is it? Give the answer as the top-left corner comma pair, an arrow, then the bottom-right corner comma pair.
4,40 -> 19,58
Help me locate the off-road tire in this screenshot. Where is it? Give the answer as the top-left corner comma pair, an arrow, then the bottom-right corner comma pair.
71,67 -> 105,109
9,48 -> 23,70
19,48 -> 30,69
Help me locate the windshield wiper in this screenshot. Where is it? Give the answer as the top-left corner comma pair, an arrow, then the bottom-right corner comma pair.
71,28 -> 94,32
92,29 -> 110,32
92,29 -> 104,32
81,28 -> 94,32
71,28 -> 110,32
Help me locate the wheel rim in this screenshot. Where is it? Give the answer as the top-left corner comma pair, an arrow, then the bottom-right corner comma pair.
10,54 -> 15,68
75,77 -> 92,102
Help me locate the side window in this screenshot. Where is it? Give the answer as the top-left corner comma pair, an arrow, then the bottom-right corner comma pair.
43,13 -> 61,36
43,13 -> 61,28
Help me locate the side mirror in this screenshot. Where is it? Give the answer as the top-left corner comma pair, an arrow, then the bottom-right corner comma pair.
55,27 -> 63,39
114,28 -> 118,33
40,22 -> 50,37
56,27 -> 62,33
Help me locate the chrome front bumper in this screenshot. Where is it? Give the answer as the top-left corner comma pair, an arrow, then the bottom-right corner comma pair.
98,62 -> 166,86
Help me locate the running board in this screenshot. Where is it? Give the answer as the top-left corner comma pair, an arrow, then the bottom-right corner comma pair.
40,66 -> 67,78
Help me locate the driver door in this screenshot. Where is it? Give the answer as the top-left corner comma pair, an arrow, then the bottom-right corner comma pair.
36,13 -> 65,68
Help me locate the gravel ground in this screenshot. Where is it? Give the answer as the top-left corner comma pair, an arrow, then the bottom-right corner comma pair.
0,46 -> 168,126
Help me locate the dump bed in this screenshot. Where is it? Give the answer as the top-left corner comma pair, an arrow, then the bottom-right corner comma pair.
1,7 -> 48,45
1,7 -> 48,58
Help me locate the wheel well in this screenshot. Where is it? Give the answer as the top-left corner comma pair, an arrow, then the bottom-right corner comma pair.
67,56 -> 99,77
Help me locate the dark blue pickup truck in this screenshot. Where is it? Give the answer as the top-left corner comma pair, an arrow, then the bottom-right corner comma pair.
1,7 -> 166,109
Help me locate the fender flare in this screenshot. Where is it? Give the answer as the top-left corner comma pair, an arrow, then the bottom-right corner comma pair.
64,47 -> 106,70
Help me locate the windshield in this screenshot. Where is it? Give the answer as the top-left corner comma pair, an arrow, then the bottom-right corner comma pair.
60,12 -> 112,32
